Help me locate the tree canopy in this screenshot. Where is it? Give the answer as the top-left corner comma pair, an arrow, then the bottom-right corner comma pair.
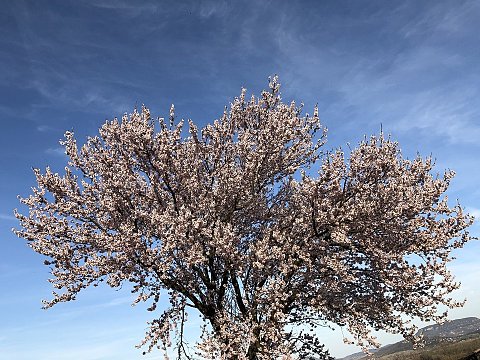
15,77 -> 474,359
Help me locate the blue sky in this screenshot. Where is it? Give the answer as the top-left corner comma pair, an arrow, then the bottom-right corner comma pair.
1,0 -> 479,358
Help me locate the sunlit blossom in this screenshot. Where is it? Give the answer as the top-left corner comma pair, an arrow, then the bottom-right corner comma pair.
14,77 -> 474,359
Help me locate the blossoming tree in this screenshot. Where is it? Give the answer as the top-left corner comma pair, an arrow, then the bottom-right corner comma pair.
15,78 -> 474,359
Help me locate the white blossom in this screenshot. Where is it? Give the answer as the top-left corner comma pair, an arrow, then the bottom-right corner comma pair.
14,78 -> 474,360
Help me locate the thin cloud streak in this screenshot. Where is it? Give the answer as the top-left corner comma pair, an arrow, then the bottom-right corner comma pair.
45,147 -> 66,157
0,213 -> 16,221
269,1 -> 480,149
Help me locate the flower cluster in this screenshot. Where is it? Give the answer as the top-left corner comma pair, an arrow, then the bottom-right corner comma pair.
14,77 -> 474,359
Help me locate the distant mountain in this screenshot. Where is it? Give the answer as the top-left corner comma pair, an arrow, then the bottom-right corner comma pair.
337,317 -> 480,360
337,350 -> 377,360
418,317 -> 480,340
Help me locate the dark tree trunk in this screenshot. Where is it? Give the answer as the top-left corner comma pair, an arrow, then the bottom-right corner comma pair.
246,325 -> 261,360
246,343 -> 259,360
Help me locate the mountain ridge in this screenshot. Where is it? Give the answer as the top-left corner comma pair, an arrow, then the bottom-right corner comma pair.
337,317 -> 480,360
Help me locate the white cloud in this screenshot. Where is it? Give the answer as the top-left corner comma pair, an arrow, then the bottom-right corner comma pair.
401,0 -> 480,38
37,125 -> 56,132
266,4 -> 480,149
45,147 -> 66,157
390,84 -> 480,144
0,213 -> 15,221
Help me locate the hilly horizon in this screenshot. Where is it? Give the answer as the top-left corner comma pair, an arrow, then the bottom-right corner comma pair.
337,317 -> 480,360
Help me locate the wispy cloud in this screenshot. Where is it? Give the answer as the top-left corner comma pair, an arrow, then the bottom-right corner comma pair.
0,213 -> 16,221
265,2 -> 480,149
89,0 -> 161,14
99,295 -> 135,308
392,87 -> 480,144
401,0 -> 480,38
45,147 -> 66,157
27,77 -> 130,116
0,333 -> 162,360
37,125 -> 52,132
197,0 -> 230,18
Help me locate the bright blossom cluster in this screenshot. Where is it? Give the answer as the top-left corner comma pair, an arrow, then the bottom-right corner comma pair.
15,77 -> 474,359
